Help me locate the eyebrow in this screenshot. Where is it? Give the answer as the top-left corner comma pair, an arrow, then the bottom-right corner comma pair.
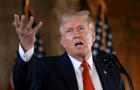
78,24 -> 84,27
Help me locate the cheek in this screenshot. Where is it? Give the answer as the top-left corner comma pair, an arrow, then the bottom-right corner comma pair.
61,37 -> 72,48
85,34 -> 93,46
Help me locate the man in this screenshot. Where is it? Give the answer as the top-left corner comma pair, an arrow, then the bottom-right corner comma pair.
13,11 -> 125,90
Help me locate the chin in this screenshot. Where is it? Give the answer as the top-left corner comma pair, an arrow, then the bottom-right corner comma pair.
75,51 -> 86,57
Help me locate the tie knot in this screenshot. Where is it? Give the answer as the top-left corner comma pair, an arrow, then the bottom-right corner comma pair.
81,61 -> 89,68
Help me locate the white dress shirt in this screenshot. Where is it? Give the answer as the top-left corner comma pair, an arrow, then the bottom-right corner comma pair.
18,44 -> 34,62
68,54 -> 103,90
19,44 -> 103,90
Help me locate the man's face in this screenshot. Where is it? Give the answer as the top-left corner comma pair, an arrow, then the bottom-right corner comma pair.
61,17 -> 95,58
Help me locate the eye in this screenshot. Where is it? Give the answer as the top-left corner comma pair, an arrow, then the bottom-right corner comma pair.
66,30 -> 71,33
79,25 -> 85,31
79,27 -> 84,31
66,28 -> 73,33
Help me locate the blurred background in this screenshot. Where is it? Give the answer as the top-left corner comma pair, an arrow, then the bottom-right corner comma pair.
0,0 -> 140,90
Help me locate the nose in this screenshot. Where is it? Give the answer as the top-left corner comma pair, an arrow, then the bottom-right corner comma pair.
73,29 -> 80,39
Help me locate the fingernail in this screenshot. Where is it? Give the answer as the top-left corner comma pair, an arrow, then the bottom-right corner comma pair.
31,16 -> 34,19
40,21 -> 43,25
22,15 -> 25,17
14,14 -> 17,17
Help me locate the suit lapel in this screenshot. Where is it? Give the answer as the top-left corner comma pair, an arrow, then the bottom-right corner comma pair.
93,56 -> 111,90
57,52 -> 78,90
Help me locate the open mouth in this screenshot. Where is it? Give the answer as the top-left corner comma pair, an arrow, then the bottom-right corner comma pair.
75,41 -> 83,47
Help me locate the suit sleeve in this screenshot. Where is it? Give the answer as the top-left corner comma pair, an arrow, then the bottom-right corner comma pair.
34,58 -> 50,90
13,52 -> 36,90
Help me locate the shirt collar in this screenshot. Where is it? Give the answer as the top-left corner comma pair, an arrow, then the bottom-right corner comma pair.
68,54 -> 94,71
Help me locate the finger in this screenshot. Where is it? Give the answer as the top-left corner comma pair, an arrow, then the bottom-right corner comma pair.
20,15 -> 25,27
26,16 -> 34,28
33,21 -> 43,33
14,14 -> 20,28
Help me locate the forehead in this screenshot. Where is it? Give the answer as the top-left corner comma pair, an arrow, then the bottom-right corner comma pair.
63,17 -> 89,28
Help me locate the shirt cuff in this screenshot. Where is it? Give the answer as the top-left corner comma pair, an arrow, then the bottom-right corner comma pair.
18,44 -> 34,62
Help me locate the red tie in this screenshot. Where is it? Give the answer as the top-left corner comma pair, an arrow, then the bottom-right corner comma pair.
81,61 -> 95,90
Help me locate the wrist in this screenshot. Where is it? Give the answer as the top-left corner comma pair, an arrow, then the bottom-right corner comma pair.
20,43 -> 34,52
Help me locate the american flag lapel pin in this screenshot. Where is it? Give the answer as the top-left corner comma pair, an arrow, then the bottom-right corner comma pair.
104,70 -> 107,75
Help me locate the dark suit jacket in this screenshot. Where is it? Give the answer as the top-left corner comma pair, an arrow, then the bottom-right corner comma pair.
13,51 -> 125,90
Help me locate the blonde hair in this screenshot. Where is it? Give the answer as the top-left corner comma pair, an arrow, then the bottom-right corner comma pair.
59,10 -> 95,34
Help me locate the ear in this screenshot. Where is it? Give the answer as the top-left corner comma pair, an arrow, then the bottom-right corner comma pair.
60,35 -> 65,48
92,32 -> 95,43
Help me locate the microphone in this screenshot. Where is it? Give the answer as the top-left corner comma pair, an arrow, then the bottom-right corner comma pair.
98,50 -> 134,90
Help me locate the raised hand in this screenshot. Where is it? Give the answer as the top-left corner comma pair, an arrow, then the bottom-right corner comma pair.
13,14 -> 43,52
